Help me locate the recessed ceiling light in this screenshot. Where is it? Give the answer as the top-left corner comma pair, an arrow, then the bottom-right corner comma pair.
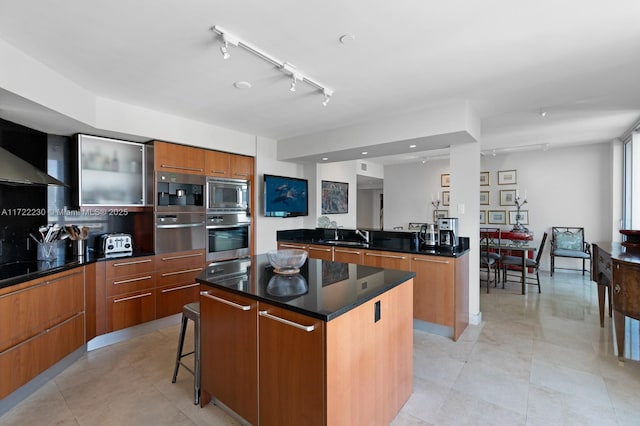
339,34 -> 356,44
409,144 -> 417,148
322,157 -> 328,161
361,151 -> 368,155
539,110 -> 547,117
233,81 -> 252,89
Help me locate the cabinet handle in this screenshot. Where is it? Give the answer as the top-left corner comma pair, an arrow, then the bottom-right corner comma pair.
156,223 -> 204,229
113,275 -> 152,285
210,169 -> 226,175
113,292 -> 152,303
200,291 -> 251,310
162,283 -> 199,293
280,244 -> 306,249
161,267 -> 203,277
233,172 -> 250,177
161,164 -> 204,172
412,257 -> 450,264
259,310 -> 315,332
160,253 -> 203,261
365,253 -> 407,260
112,258 -> 152,267
309,247 -> 331,252
614,284 -> 621,294
335,249 -> 361,254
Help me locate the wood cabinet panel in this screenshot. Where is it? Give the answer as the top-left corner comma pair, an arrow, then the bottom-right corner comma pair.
106,272 -> 155,297
307,244 -> 333,261
105,256 -> 154,280
0,270 -> 84,353
204,150 -> 230,177
0,313 -> 84,400
278,242 -> 308,251
259,302 -> 324,426
154,141 -> 204,175
230,154 -> 253,179
155,283 -> 201,318
154,249 -> 205,271
200,288 -> 258,425
333,247 -> 364,264
410,255 -> 455,327
363,250 -> 411,271
106,290 -> 155,332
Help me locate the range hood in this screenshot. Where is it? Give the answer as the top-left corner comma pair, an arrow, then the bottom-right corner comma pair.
0,146 -> 65,186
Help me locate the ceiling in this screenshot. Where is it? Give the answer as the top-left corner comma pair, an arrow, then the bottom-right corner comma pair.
0,0 -> 639,165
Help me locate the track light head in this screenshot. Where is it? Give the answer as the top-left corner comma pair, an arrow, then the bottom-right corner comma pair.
220,41 -> 230,59
289,75 -> 297,92
322,89 -> 333,107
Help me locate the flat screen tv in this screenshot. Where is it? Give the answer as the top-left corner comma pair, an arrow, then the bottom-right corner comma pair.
264,174 -> 309,217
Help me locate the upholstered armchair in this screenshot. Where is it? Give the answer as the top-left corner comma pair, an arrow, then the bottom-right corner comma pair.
550,227 -> 591,276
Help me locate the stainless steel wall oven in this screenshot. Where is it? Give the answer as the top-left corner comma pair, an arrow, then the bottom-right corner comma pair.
206,212 -> 250,262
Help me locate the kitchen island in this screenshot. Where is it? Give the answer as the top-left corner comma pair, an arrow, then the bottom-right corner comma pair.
197,255 -> 415,426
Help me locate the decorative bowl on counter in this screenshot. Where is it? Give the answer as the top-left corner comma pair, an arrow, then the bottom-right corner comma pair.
267,249 -> 308,274
266,273 -> 308,297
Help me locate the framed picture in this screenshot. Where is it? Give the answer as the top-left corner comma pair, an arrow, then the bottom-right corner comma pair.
488,210 -> 506,224
500,189 -> 517,206
433,210 -> 448,222
440,173 -> 450,187
480,210 -> 486,224
480,171 -> 490,186
321,180 -> 348,214
498,169 -> 517,185
480,191 -> 490,205
509,210 -> 529,225
442,191 -> 450,206
408,222 -> 427,230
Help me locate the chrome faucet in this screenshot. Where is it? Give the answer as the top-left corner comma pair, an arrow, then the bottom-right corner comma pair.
355,229 -> 370,243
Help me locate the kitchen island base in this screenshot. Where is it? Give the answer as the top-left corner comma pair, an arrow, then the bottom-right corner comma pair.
198,256 -> 414,426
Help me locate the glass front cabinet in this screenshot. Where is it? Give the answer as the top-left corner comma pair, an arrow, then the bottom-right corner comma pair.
75,134 -> 148,206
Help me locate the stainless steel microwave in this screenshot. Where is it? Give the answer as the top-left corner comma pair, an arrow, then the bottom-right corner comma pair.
206,177 -> 249,213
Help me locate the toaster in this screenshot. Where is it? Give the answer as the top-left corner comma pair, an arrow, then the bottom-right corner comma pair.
98,233 -> 133,258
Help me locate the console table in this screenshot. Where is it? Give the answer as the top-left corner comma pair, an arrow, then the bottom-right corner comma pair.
592,242 -> 640,361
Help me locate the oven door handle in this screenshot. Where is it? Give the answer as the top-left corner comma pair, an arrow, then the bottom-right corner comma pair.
157,223 -> 205,229
206,223 -> 250,229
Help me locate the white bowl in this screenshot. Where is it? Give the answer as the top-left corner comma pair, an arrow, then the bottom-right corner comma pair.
267,249 -> 307,274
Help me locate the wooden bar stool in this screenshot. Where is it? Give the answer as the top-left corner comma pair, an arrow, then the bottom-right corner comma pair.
171,302 -> 201,405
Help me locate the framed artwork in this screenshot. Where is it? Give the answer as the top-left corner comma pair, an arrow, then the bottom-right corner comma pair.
408,222 -> 427,230
480,210 -> 486,224
442,191 -> 450,206
488,210 -> 506,224
433,210 -> 448,222
498,169 -> 517,185
440,173 -> 450,187
500,189 -> 517,206
321,180 -> 348,214
509,210 -> 529,225
480,171 -> 490,186
480,191 -> 490,205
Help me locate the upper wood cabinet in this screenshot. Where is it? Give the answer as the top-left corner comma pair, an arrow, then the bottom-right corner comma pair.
154,141 -> 205,175
205,150 -> 253,179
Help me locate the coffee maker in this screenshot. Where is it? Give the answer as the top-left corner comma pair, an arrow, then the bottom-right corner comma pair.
437,217 -> 459,249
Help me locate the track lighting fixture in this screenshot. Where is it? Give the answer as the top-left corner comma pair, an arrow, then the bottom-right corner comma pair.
211,25 -> 334,105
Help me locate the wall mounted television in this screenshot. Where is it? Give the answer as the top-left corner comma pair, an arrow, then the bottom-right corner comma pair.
264,174 -> 309,217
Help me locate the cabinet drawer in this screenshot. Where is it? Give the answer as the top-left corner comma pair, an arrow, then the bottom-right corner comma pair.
363,250 -> 411,270
106,272 -> 155,297
155,266 -> 203,288
333,247 -> 364,264
0,313 -> 84,400
598,251 -> 613,281
308,244 -> 333,261
278,242 -> 308,251
155,249 -> 205,271
107,290 -> 155,332
155,283 -> 200,318
105,256 -> 154,280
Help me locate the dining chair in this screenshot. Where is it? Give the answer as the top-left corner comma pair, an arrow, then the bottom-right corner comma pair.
479,229 -> 498,292
550,227 -> 591,276
501,232 -> 548,293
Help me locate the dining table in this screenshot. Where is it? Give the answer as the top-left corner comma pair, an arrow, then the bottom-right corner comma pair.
487,241 -> 538,295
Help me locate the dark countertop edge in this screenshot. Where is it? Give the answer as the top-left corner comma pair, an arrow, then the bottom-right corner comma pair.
197,269 -> 417,322
278,238 -> 470,258
0,251 -> 155,290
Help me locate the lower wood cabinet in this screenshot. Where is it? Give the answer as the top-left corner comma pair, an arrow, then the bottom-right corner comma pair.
155,249 -> 205,318
362,250 -> 411,271
307,244 -> 333,261
200,287 -> 258,425
410,252 -> 469,340
259,303 -> 325,426
0,269 -> 85,399
333,247 -> 364,264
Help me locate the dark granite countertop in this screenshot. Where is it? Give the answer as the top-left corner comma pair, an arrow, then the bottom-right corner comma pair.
0,250 -> 155,290
277,228 -> 470,258
197,254 -> 416,322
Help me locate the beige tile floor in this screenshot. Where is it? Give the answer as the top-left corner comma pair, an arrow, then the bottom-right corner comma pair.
2,270 -> 640,425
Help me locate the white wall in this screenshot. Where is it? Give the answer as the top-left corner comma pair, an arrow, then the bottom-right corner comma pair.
254,137 -> 306,254
357,189 -> 375,228
384,160 -> 450,230
480,142 -> 611,271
